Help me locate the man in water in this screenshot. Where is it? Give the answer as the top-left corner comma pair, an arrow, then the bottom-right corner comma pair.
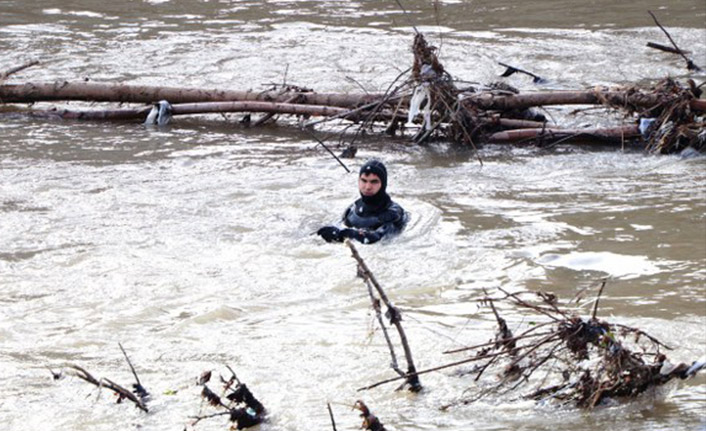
317,159 -> 407,244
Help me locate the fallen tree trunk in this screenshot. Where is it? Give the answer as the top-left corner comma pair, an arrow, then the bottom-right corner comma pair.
3,81 -> 704,113
15,105 -> 538,129
466,90 -> 706,112
488,125 -> 641,144
18,101 -> 395,122
0,81 -> 384,108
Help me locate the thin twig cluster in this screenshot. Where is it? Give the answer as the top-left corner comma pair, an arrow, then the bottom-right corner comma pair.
440,285 -> 703,409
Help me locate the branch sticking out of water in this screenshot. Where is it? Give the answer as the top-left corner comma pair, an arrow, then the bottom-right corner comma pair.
648,10 -> 701,71
590,279 -> 607,320
118,342 -> 149,405
345,240 -> 422,392
0,60 -> 39,82
327,402 -> 337,431
60,364 -> 149,412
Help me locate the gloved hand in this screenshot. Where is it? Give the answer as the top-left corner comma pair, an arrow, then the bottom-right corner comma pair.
340,228 -> 375,244
338,228 -> 360,241
317,226 -> 342,242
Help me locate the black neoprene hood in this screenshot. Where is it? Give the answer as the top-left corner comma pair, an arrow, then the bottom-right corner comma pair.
359,159 -> 388,192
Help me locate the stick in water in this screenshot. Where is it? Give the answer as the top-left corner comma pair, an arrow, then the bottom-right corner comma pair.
346,240 -> 422,392
0,60 -> 39,81
306,130 -> 351,173
648,10 -> 701,71
327,402 -> 337,431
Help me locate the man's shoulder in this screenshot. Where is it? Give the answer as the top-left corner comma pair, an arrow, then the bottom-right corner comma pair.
344,200 -> 360,215
381,200 -> 405,223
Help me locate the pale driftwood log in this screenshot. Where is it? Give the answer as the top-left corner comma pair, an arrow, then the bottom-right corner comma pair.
0,81 -> 384,108
2,81 -> 704,114
491,118 -> 549,129
17,101 -> 404,122
488,125 -> 640,144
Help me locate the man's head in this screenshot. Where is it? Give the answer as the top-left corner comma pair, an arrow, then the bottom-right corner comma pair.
358,160 -> 387,197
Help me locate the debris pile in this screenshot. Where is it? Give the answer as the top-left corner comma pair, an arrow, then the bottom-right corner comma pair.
437,285 -> 705,409
191,366 -> 266,430
2,13 -> 703,155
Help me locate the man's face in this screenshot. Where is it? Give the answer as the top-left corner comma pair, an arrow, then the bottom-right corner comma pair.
359,173 -> 382,196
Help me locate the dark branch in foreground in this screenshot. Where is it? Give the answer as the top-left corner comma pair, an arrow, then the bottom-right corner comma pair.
346,239 -> 422,392
61,364 -> 149,412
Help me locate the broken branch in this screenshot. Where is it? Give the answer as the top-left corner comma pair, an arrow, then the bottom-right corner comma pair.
346,240 -> 422,392
648,10 -> 701,71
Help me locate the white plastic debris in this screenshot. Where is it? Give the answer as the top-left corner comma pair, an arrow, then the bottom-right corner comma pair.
406,84 -> 432,131
144,105 -> 159,125
659,360 -> 678,376
420,63 -> 436,80
144,100 -> 173,126
638,118 -> 655,136
686,358 -> 706,377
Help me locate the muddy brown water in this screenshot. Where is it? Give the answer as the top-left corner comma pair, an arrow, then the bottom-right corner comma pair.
1,1 -> 705,430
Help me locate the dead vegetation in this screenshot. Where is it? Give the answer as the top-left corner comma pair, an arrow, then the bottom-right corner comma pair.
1,11 -> 703,157
360,282 -> 705,411
190,366 -> 266,430
51,343 -> 150,413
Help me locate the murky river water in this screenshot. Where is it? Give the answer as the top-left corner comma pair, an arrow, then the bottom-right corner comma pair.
1,1 -> 705,430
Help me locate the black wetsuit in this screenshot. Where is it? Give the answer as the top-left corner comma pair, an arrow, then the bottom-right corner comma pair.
341,198 -> 406,244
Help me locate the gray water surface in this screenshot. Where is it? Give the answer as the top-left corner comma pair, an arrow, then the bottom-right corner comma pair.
1,1 -> 705,430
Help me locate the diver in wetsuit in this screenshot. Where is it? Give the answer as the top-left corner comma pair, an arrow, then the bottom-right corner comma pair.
317,159 -> 407,244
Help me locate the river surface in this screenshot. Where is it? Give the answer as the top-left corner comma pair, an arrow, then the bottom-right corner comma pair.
1,1 -> 705,430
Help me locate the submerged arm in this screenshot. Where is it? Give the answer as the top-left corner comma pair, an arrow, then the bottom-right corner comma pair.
342,221 -> 400,244
342,204 -> 405,244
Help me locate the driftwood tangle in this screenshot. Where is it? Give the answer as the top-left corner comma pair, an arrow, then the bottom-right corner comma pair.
361,286 -> 704,410
1,29 -> 704,155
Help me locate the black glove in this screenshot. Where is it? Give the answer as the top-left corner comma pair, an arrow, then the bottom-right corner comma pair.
317,226 -> 342,243
338,228 -> 360,241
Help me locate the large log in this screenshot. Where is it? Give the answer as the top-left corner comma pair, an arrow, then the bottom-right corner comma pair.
11,101 -> 403,122
488,125 -> 641,144
2,81 -> 703,113
466,91 -> 706,112
0,81 -> 384,108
